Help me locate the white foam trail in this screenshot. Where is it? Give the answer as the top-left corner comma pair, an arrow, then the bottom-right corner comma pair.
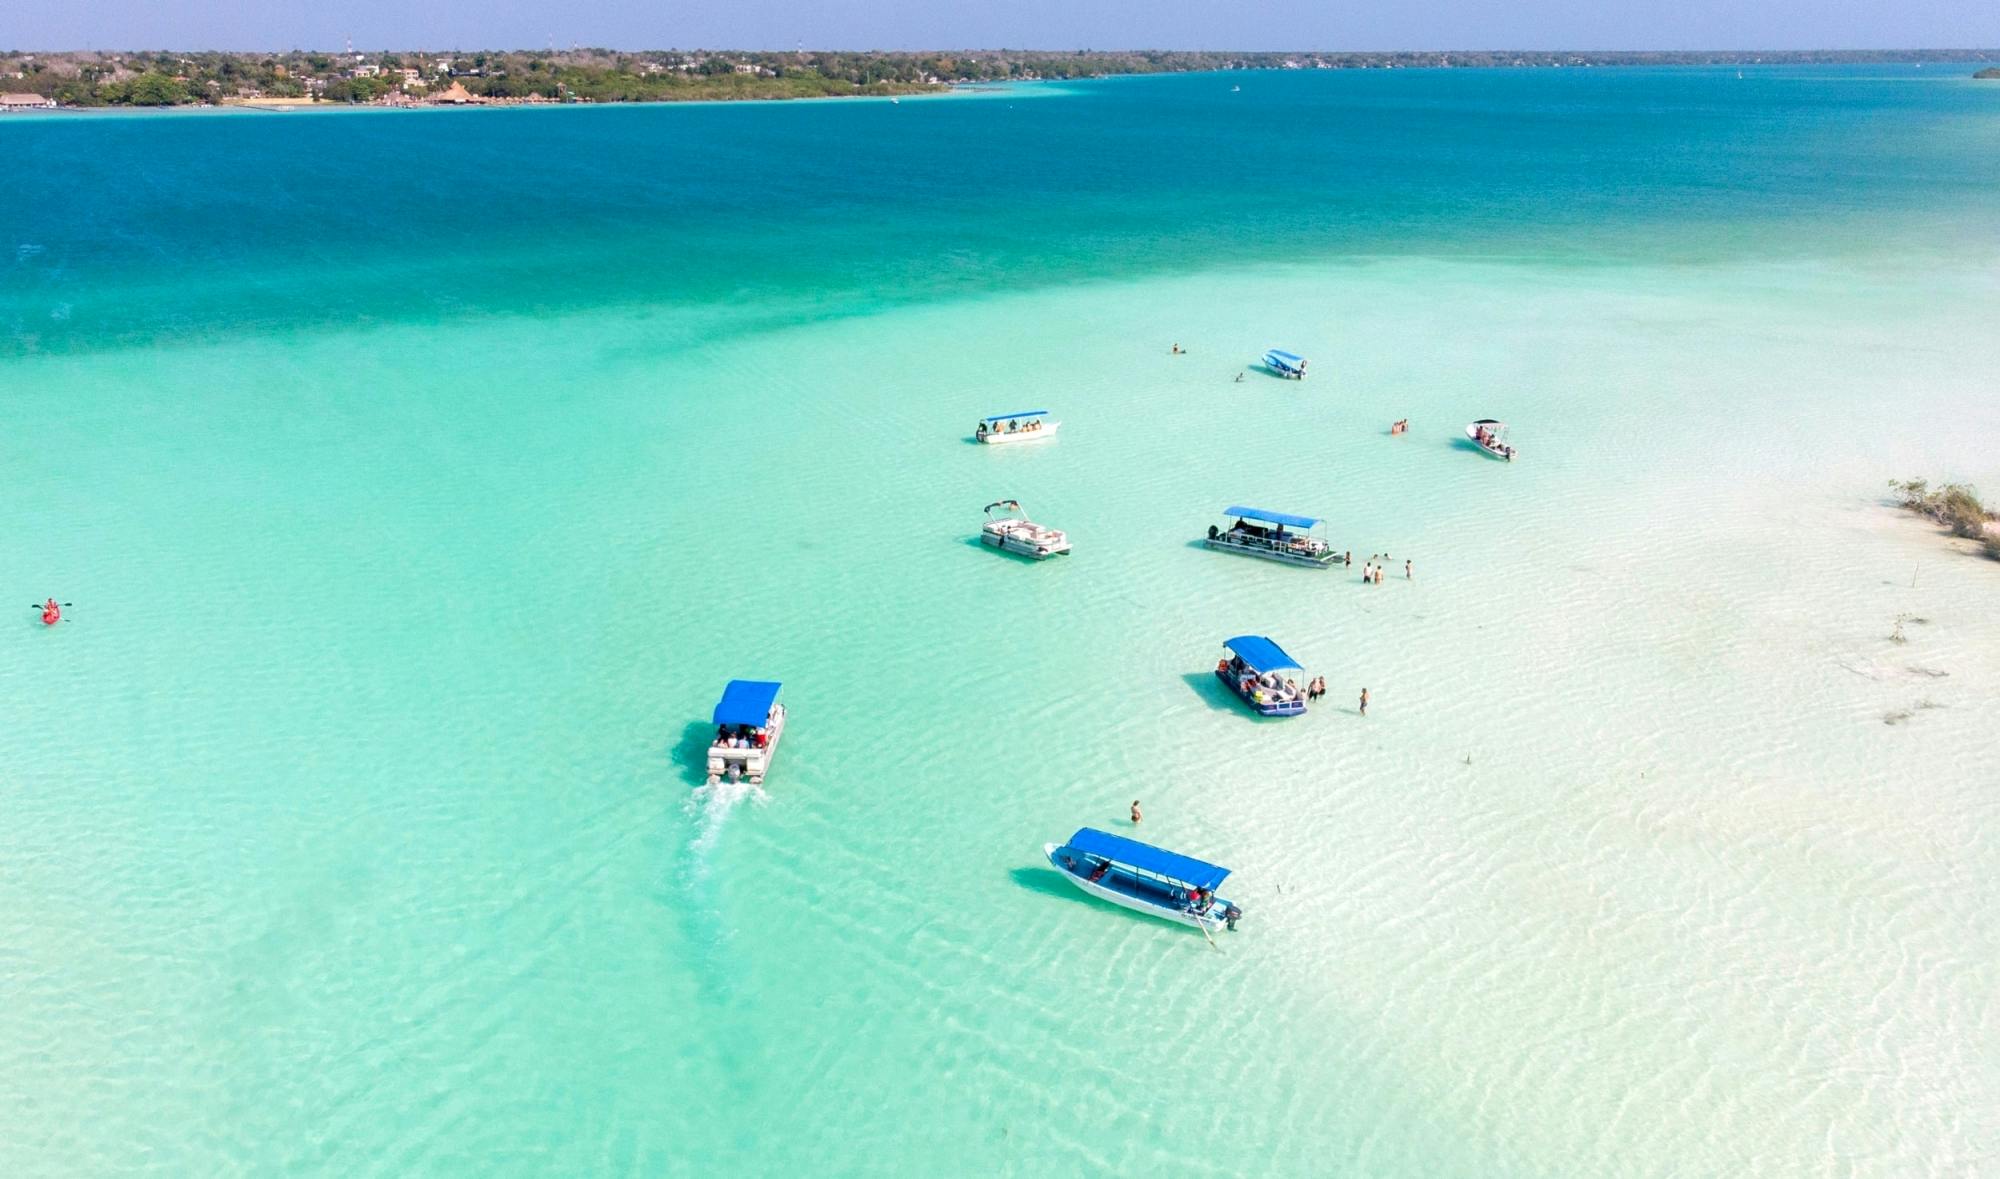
682,780 -> 769,877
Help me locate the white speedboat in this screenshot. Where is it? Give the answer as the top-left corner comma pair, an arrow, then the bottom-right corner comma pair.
1465,419 -> 1517,461
704,679 -> 786,786
981,499 -> 1070,559
975,409 -> 1060,444
1045,828 -> 1243,933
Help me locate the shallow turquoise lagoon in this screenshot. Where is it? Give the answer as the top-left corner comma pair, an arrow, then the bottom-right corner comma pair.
2,68 -> 1996,1175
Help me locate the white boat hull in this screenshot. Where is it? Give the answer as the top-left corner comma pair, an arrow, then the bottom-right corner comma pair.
706,704 -> 785,786
982,521 -> 1070,559
977,421 -> 1061,444
1202,534 -> 1337,568
1044,843 -> 1232,931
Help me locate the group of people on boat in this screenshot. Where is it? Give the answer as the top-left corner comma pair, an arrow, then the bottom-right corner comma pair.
1472,424 -> 1515,460
976,417 -> 1043,438
1063,850 -> 1231,920
1220,655 -> 1303,706
713,723 -> 769,750
1215,518 -> 1321,555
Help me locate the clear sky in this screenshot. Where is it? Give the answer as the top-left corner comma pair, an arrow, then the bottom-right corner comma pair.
5,0 -> 1998,52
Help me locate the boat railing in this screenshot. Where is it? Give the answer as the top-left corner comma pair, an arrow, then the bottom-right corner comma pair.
1216,529 -> 1328,553
1084,863 -> 1198,908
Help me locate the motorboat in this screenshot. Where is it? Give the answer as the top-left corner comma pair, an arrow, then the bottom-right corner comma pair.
1263,349 -> 1307,380
975,409 -> 1060,444
705,679 -> 786,786
981,499 -> 1070,559
1203,506 -> 1337,569
1044,828 -> 1242,932
1214,635 -> 1308,716
1465,419 -> 1517,461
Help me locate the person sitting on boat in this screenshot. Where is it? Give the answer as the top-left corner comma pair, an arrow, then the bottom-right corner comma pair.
753,729 -> 769,749
1188,887 -> 1209,912
1087,858 -> 1112,883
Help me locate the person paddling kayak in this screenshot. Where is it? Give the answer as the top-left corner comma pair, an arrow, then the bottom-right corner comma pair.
35,599 -> 65,626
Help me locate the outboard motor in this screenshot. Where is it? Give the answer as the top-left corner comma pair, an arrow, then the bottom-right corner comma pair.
1224,905 -> 1242,932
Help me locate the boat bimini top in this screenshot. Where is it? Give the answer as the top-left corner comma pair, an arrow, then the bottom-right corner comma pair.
979,410 -> 1049,425
1064,827 -> 1231,891
712,679 -> 782,726
1222,635 -> 1302,674
1223,506 -> 1320,530
1263,350 -> 1307,375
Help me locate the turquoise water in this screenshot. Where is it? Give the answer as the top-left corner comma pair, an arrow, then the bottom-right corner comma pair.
4,68 -> 1998,1175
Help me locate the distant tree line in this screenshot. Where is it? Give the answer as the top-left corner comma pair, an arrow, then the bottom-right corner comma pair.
2,47 -> 1994,108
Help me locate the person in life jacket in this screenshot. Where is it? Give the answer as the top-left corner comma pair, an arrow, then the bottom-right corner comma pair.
41,599 -> 61,625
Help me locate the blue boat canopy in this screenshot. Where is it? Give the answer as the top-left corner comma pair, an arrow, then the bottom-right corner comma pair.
1066,828 -> 1231,890
712,679 -> 781,727
1223,635 -> 1302,673
980,410 -> 1049,422
1265,350 -> 1304,364
1224,506 -> 1319,529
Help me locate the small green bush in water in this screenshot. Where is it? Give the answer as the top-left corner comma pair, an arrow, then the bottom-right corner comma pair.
1892,478 -> 1974,534
1892,479 -> 1999,557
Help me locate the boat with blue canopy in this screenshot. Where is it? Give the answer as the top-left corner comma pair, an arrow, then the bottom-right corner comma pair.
1044,827 -> 1243,932
705,679 -> 786,786
975,409 -> 1060,444
1215,635 -> 1309,716
1204,506 -> 1337,568
1263,349 -> 1308,380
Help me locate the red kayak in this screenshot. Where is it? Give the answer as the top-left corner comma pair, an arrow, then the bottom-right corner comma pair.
40,599 -> 60,626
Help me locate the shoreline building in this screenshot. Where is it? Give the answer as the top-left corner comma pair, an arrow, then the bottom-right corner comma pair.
1,92 -> 58,111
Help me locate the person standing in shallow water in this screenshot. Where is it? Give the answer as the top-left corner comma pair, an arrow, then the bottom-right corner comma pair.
1130,800 -> 1142,825
1359,688 -> 1370,716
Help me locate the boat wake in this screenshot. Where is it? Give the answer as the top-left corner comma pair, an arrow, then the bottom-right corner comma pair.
683,779 -> 769,875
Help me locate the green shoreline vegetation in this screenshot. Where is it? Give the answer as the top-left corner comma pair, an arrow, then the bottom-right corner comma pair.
1891,479 -> 2000,560
3,47 -> 1997,108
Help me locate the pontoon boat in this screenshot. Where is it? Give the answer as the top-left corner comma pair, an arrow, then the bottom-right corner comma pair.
981,500 -> 1070,559
975,410 -> 1060,444
705,679 -> 786,786
1044,828 -> 1243,932
1263,350 -> 1308,380
1204,506 -> 1337,568
1215,635 -> 1308,716
1465,419 -> 1516,461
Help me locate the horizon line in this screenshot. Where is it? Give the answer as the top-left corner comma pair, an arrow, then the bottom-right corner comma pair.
10,45 -> 2000,56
